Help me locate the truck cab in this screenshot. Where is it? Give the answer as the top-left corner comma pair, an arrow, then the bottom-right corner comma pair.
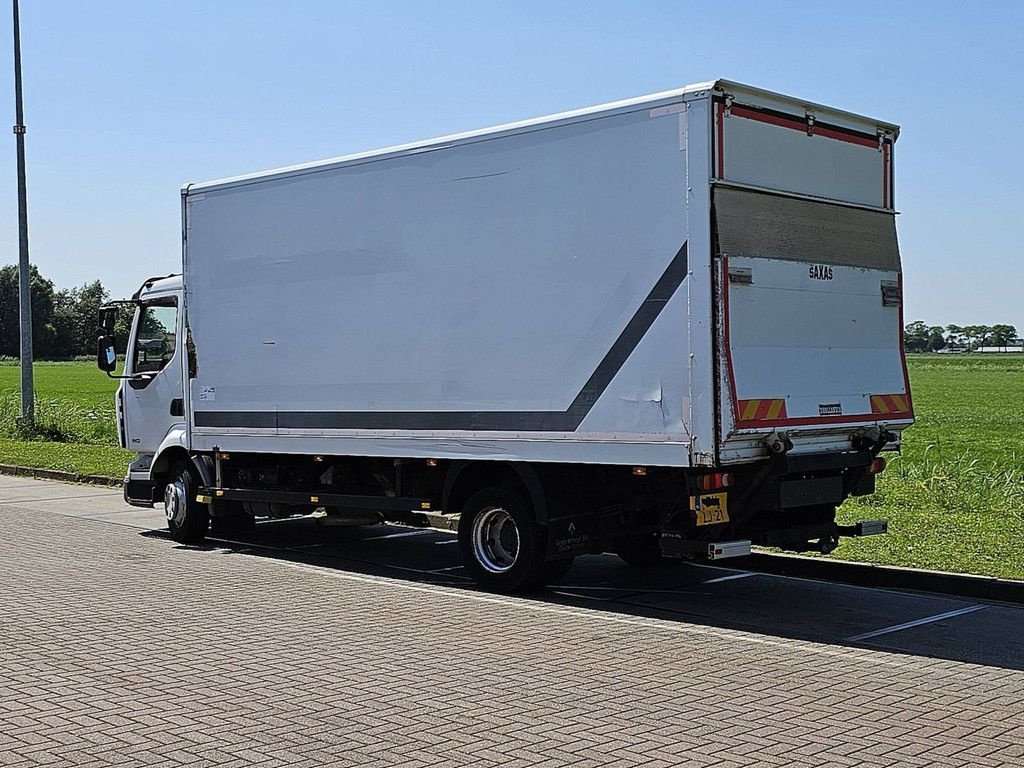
99,274 -> 188,508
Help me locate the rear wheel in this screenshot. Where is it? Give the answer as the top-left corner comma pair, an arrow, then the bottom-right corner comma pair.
614,533 -> 665,567
458,487 -> 549,593
164,461 -> 209,544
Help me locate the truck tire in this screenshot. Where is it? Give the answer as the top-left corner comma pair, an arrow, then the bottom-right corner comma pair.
458,487 -> 549,593
614,533 -> 665,567
164,461 -> 209,544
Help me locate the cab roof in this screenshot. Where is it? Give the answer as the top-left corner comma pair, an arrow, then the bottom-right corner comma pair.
133,274 -> 182,301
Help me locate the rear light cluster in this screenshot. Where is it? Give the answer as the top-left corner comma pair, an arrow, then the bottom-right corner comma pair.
868,457 -> 887,475
698,472 -> 733,491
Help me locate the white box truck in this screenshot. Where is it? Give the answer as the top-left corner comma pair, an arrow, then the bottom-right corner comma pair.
98,79 -> 913,591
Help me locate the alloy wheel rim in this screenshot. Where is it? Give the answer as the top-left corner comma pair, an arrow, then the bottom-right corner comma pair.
471,506 -> 520,574
164,479 -> 187,525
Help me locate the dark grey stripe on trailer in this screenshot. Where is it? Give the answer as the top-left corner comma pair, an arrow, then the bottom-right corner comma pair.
194,242 -> 689,432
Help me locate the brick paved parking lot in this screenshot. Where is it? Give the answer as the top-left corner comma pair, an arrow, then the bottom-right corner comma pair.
2,475 -> 1023,767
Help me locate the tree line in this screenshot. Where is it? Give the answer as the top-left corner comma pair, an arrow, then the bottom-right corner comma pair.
904,321 -> 1022,353
0,264 -> 132,359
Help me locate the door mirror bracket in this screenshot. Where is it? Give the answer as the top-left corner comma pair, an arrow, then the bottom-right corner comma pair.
96,335 -> 152,382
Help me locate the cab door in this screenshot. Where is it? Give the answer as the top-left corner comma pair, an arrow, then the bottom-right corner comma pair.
122,296 -> 184,454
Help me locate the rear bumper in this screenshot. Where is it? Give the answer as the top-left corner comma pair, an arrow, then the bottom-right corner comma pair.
728,448 -> 876,514
722,449 -> 886,552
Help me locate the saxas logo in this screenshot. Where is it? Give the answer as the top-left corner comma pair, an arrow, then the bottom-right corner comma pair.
809,264 -> 834,280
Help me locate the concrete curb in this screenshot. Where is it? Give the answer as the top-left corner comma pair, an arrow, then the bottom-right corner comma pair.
743,552 -> 1024,606
0,463 -> 121,488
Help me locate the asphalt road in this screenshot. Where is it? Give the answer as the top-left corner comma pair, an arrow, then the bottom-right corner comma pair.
2,474 -> 1022,767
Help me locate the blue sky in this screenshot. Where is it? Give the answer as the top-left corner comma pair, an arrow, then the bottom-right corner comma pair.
0,0 -> 1021,329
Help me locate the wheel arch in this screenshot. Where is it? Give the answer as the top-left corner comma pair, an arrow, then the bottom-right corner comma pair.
443,461 -> 549,524
149,442 -> 211,483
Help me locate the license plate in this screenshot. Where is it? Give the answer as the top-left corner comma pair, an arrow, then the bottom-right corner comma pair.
691,492 -> 729,526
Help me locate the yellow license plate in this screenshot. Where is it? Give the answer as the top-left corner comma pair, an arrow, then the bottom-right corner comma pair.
692,492 -> 729,526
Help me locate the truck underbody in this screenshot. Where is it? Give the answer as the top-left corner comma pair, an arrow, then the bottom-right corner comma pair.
125,437 -> 892,591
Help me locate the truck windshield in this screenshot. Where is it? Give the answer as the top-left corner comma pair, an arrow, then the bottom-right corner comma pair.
132,302 -> 178,374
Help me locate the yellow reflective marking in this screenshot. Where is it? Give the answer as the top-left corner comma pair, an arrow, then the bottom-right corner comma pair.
765,399 -> 784,419
741,400 -> 760,420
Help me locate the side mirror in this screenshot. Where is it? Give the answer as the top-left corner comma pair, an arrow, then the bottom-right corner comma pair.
96,335 -> 117,373
97,305 -> 119,335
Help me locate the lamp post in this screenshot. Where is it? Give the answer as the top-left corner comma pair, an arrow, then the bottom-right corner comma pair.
12,0 -> 33,422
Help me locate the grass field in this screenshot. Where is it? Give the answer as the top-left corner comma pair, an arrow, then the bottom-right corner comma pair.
1,356 -> 1022,579
0,361 -> 132,477
837,355 -> 1024,579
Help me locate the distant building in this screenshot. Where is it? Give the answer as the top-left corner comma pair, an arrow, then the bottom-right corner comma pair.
976,346 -> 1024,353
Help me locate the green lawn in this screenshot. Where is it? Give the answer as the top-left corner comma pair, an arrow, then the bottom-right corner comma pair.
1,356 -> 1022,579
0,361 -> 132,476
838,354 -> 1024,579
0,437 -> 130,478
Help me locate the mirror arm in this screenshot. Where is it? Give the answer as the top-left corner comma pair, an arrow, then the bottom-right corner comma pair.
105,371 -> 151,381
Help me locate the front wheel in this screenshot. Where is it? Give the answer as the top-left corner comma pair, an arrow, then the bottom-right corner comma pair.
164,461 -> 209,544
458,487 -> 549,593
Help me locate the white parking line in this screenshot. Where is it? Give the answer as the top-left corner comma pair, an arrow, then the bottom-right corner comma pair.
549,572 -> 757,595
269,559 -> 986,671
550,590 -> 606,602
846,605 -> 987,642
701,572 -> 758,585
360,530 -> 433,542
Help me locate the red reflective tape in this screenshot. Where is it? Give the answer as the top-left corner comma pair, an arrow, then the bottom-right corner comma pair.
736,399 -> 787,425
813,123 -> 879,149
765,399 -> 787,420
754,399 -> 773,421
730,104 -> 804,132
871,393 -> 911,415
731,103 -> 880,149
882,141 -> 890,208
896,272 -> 914,417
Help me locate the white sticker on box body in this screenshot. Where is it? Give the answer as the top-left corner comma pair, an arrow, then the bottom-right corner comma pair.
649,104 -> 685,118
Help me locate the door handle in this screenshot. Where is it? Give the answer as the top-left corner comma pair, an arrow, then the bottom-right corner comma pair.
170,398 -> 184,417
